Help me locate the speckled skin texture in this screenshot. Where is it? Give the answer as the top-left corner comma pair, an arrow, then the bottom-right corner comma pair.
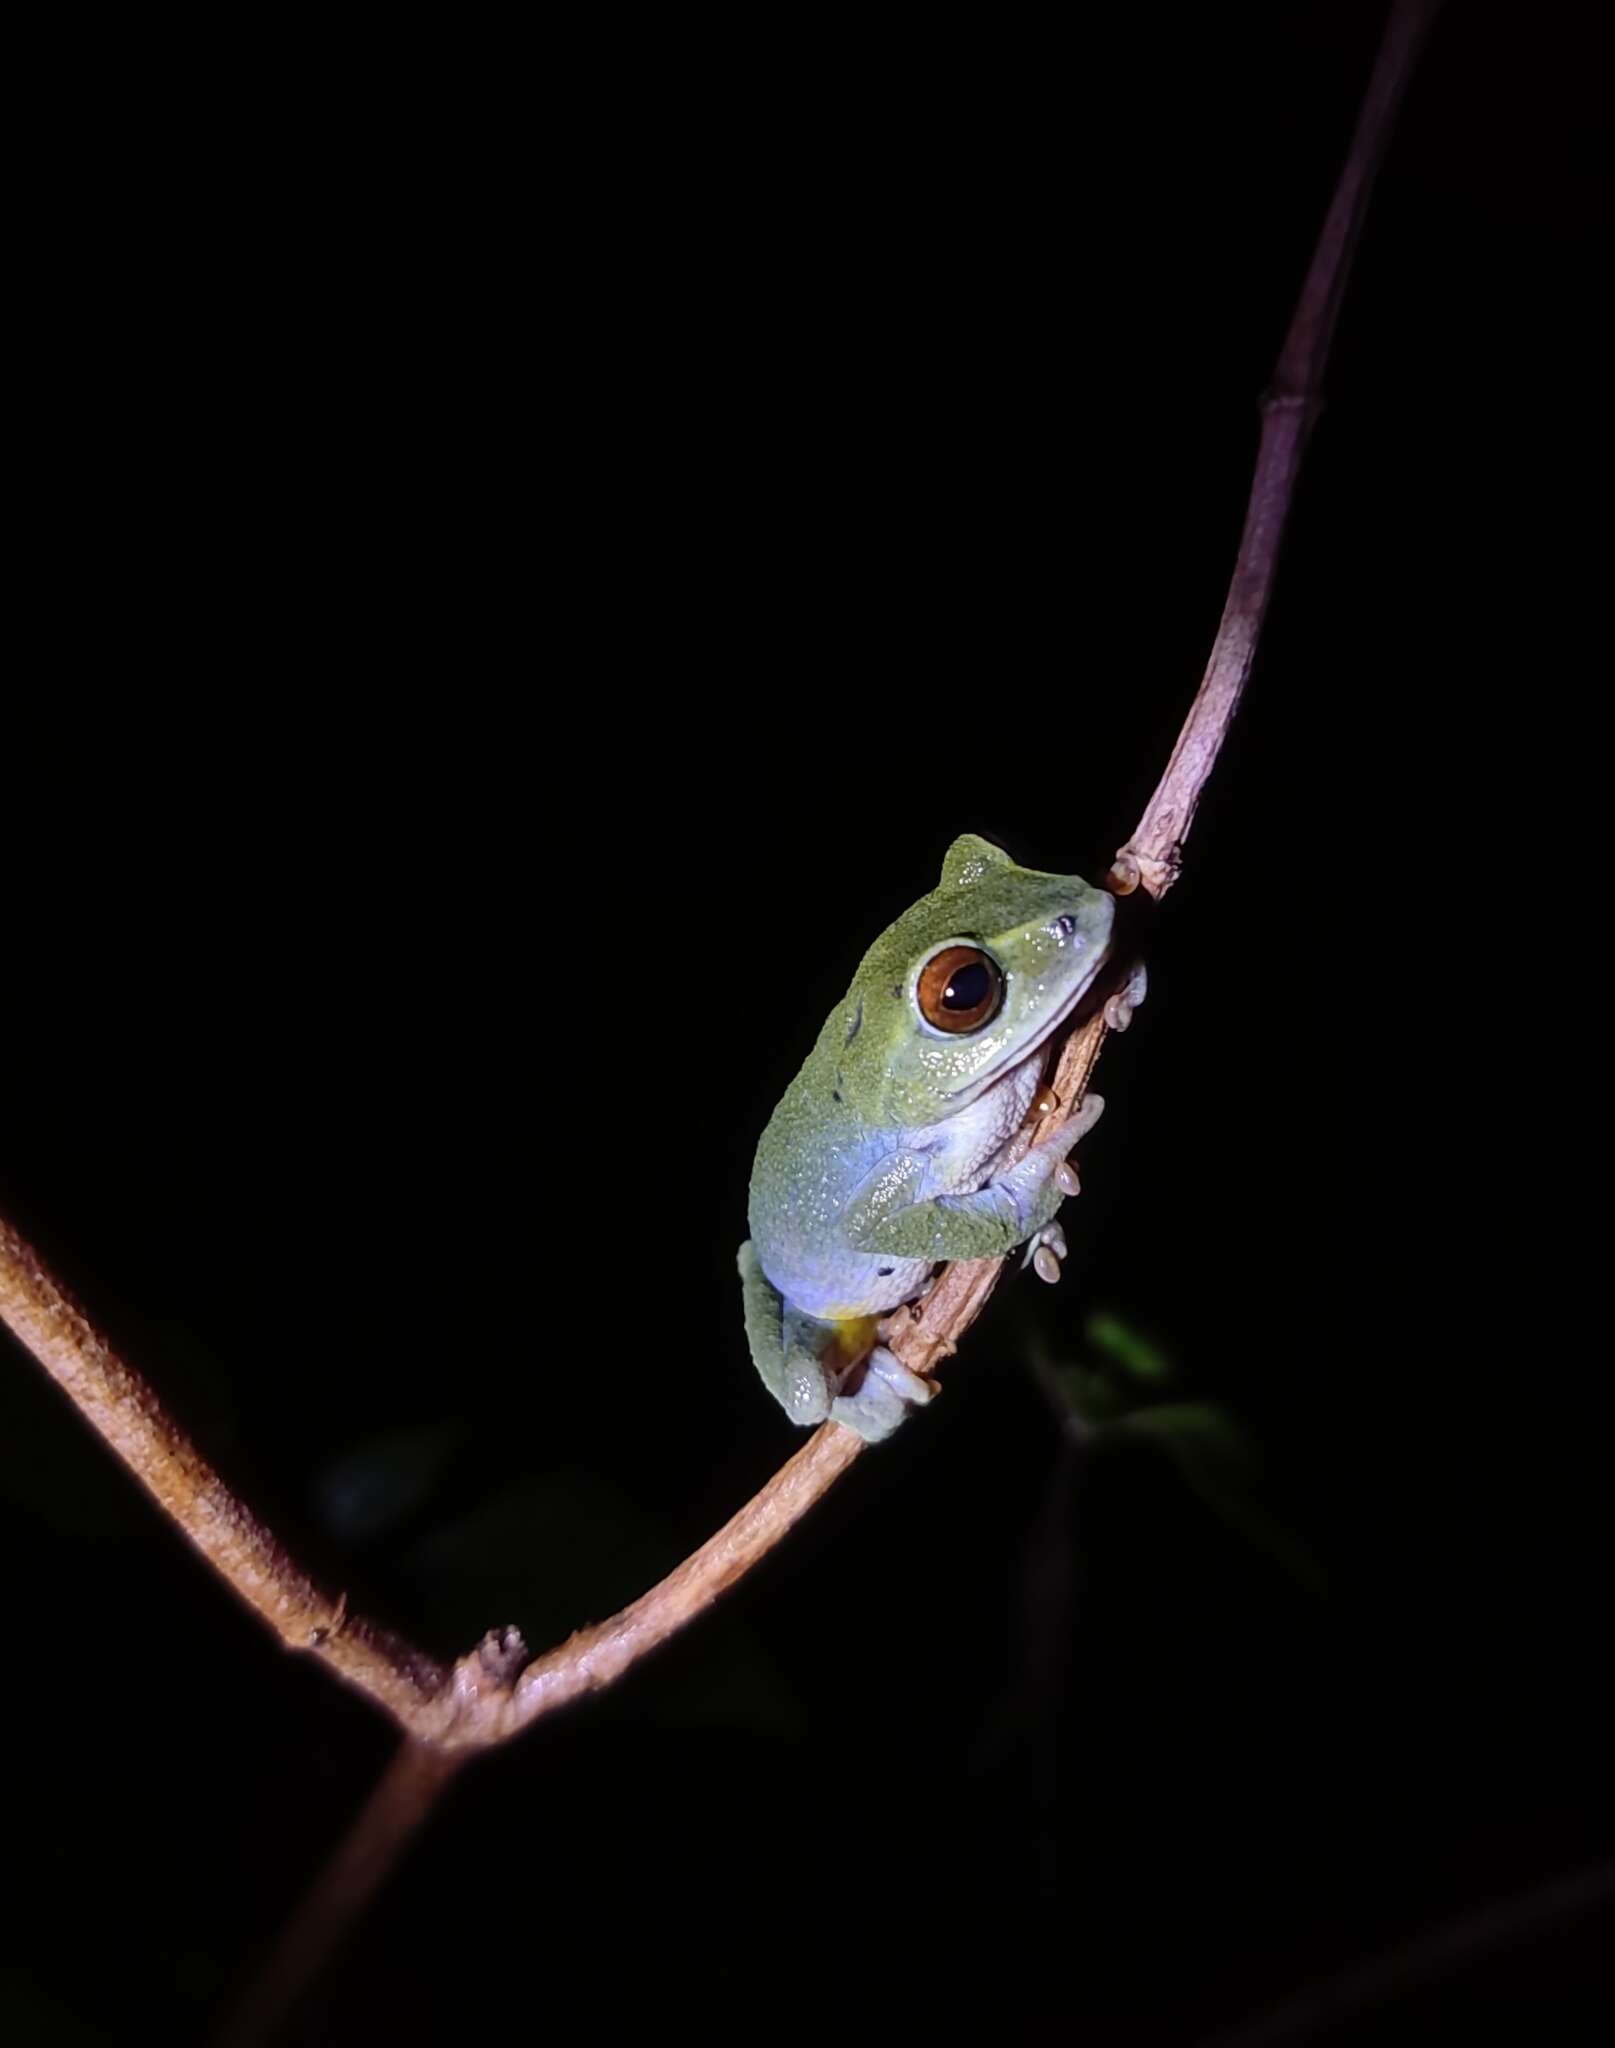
740,836 -> 1114,1441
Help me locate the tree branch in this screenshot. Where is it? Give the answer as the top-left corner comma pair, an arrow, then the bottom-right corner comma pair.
214,1738 -> 463,2048
1119,0 -> 1444,899
0,0 -> 1441,1758
0,1216 -> 446,1723
0,1212 -> 865,1748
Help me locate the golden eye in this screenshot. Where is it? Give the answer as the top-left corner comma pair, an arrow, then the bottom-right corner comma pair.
917,945 -> 1003,1033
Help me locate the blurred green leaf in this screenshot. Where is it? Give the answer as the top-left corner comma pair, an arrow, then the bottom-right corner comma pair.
1114,1399 -> 1252,1469
1032,1313 -> 1322,1590
1084,1310 -> 1173,1384
1052,1364 -> 1126,1427
1115,1402 -> 1322,1589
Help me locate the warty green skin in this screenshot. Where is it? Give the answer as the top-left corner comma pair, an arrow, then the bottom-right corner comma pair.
739,834 -> 1115,1442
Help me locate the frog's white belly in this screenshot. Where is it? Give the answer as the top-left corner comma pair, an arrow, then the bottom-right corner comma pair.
769,1053 -> 1048,1321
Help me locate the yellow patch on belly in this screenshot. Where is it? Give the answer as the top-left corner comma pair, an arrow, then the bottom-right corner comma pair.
826,1314 -> 880,1365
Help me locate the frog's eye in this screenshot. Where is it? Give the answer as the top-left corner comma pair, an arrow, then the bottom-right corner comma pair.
917,946 -> 1004,1033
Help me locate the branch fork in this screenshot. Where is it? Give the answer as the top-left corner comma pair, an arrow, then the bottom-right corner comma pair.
1,0 -> 1443,1759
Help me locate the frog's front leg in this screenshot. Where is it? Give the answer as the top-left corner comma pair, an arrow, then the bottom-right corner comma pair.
858,1093 -> 1105,1265
736,1242 -> 931,1442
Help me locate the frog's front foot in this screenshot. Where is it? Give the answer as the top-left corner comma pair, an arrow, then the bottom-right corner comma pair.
830,1347 -> 933,1443
1103,961 -> 1148,1033
1023,1219 -> 1068,1285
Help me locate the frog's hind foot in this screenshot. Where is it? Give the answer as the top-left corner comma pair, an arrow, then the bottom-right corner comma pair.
830,1347 -> 933,1443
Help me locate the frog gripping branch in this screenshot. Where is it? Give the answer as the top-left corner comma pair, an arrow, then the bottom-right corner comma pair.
0,0 -> 1441,1921
740,836 -> 1125,1440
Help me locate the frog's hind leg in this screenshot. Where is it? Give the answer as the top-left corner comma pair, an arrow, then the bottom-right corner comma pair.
738,1244 -> 932,1440
737,1241 -> 834,1427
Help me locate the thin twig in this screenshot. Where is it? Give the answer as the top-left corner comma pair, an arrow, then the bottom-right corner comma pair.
0,0 -> 1440,1761
1204,1854 -> 1615,2046
214,1738 -> 464,2048
0,1216 -> 446,1722
7,15 -> 1442,2030
1120,0 -> 1444,900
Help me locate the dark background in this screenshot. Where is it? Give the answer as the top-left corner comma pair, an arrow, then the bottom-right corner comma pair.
3,4 -> 1606,2040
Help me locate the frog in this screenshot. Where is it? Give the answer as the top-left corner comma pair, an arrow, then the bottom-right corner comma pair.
739,834 -> 1139,1442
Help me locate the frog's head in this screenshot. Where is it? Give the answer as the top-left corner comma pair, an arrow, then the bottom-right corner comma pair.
835,835 -> 1116,1129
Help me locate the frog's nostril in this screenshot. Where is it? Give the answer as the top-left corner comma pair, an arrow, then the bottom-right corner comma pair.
1053,914 -> 1078,940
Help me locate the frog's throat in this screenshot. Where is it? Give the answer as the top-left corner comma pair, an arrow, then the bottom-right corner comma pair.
941,942 -> 1113,1112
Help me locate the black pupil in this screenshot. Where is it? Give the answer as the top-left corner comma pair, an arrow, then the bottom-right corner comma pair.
943,961 -> 993,1011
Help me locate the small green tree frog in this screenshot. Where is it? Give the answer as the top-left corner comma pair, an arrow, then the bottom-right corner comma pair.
740,835 -> 1134,1441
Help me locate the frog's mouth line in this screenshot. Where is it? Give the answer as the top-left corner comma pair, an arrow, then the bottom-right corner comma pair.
942,940 -> 1115,1111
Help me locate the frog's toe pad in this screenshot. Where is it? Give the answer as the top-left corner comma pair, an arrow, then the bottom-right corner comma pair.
830,1347 -> 933,1442
1103,961 -> 1149,1033
1022,1221 -> 1068,1283
866,1348 -> 933,1406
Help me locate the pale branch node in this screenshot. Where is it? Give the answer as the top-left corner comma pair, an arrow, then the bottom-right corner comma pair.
0,1003 -> 1098,1753
0,0 -> 1442,1759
